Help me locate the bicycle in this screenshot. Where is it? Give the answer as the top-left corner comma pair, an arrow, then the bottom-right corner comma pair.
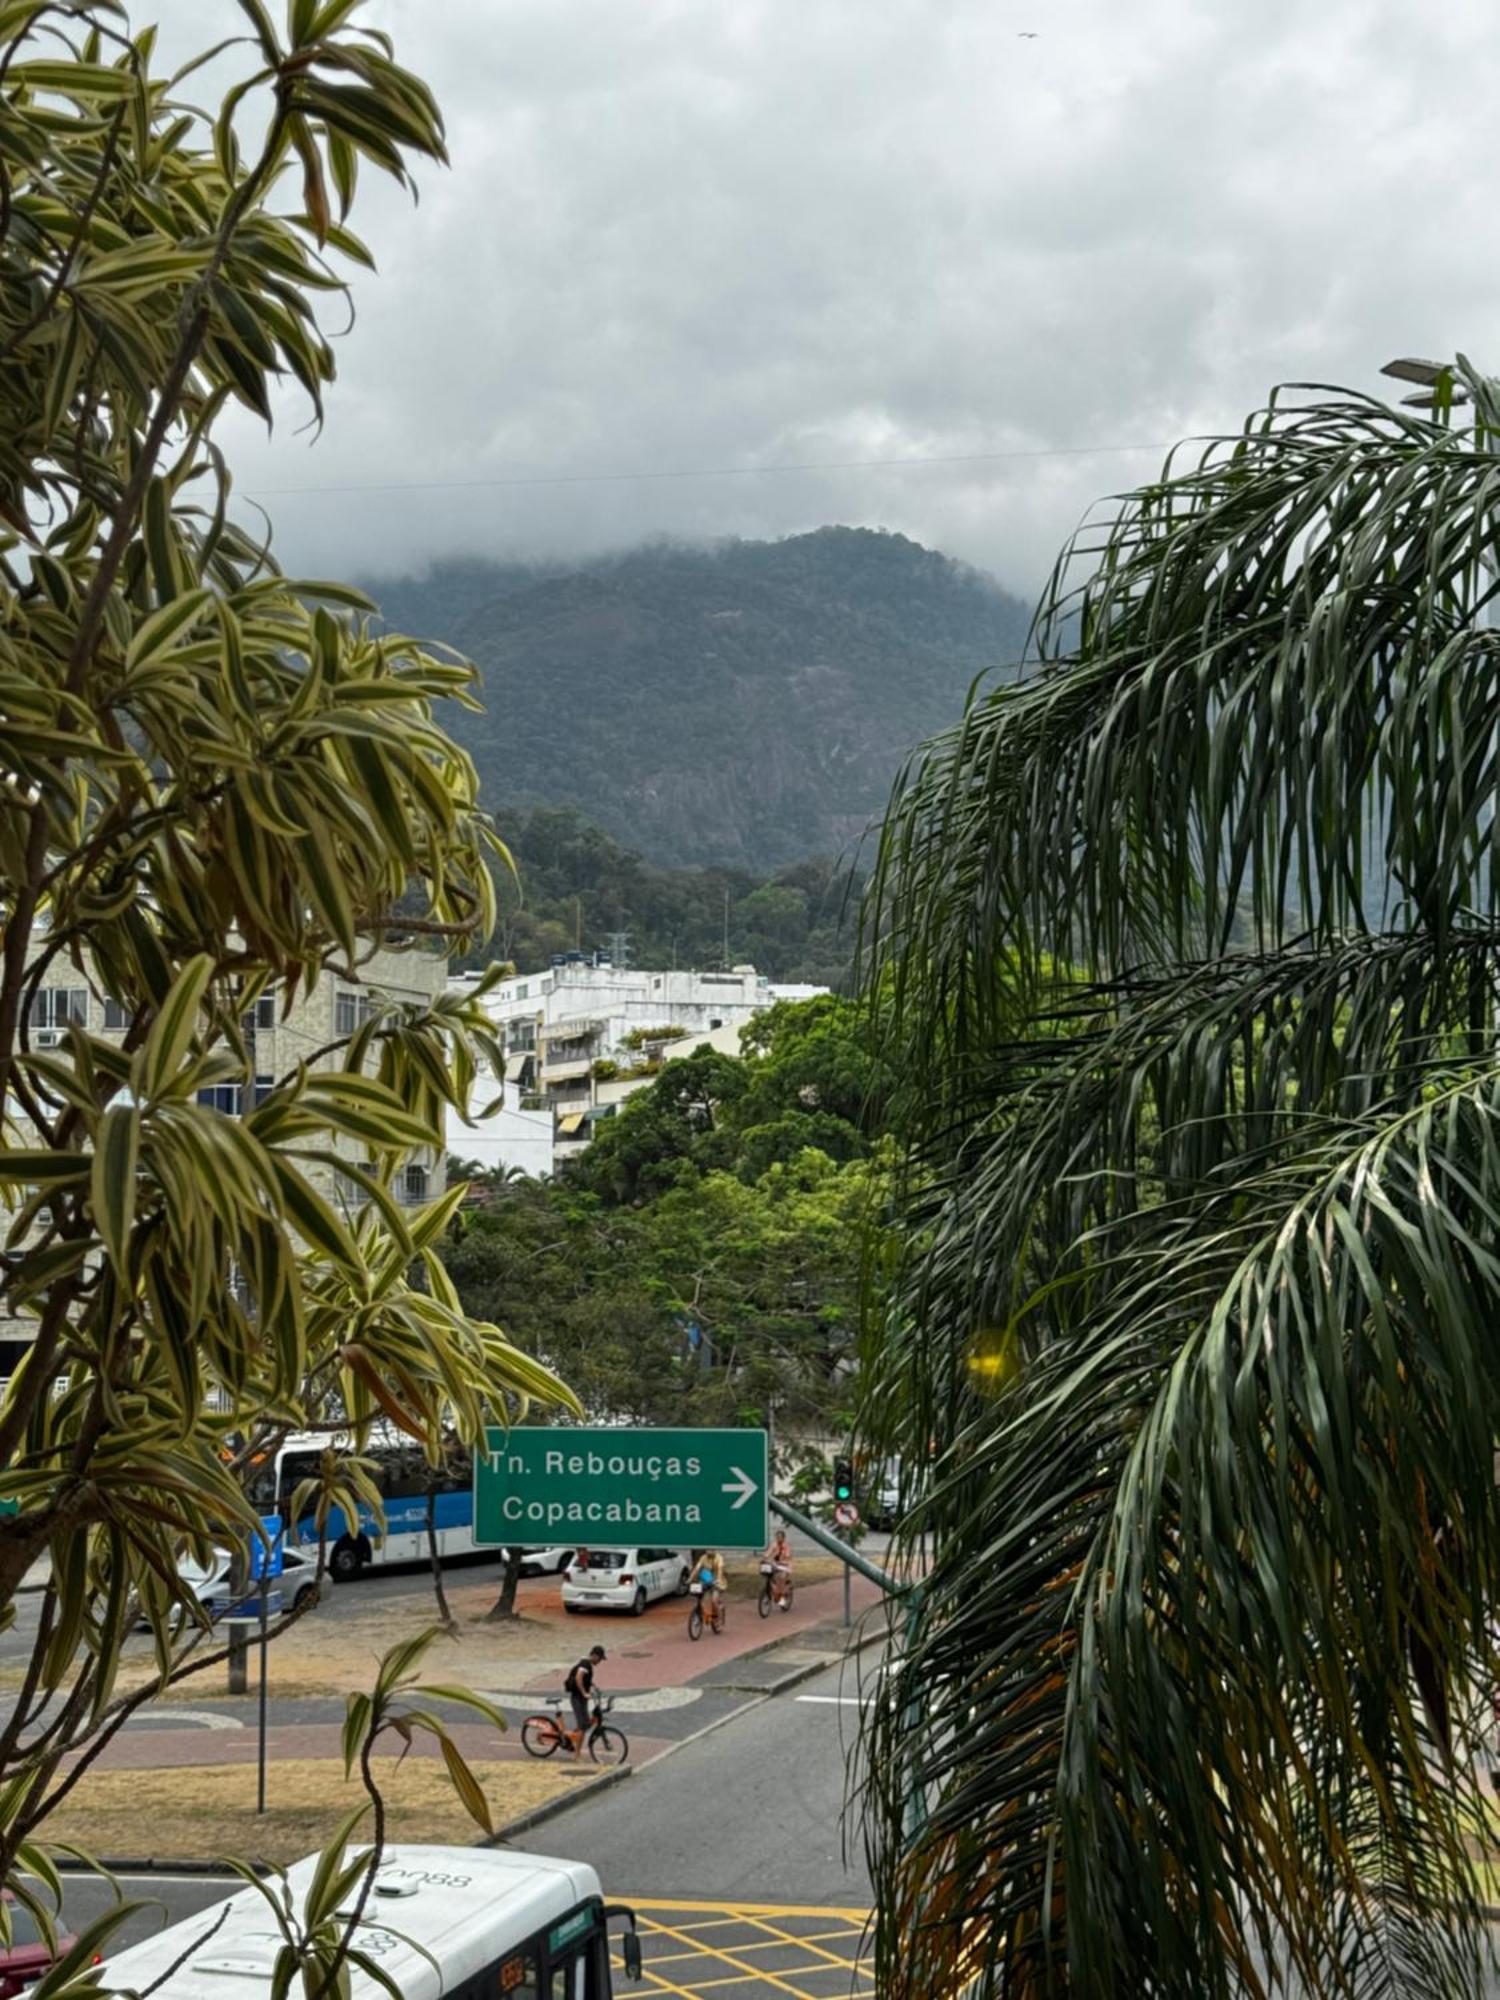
686,1581 -> 726,1640
519,1694 -> 629,1767
758,1560 -> 794,1618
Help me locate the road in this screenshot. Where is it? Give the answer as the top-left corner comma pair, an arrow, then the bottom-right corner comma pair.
514,1652 -> 875,1906
55,1649 -> 880,1998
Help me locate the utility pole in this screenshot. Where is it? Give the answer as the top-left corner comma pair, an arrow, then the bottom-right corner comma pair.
605,929 -> 631,970
722,889 -> 730,969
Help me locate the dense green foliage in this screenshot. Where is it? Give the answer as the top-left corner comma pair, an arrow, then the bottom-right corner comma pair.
0,0 -> 562,1956
867,361 -> 1500,1997
473,805 -> 860,987
368,527 -> 1029,871
445,997 -> 889,1468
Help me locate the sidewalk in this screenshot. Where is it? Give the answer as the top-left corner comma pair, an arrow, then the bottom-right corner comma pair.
513,1569 -> 888,1692
63,1571 -> 888,1782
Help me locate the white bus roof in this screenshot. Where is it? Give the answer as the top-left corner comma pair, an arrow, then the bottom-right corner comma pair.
100,1845 -> 602,1999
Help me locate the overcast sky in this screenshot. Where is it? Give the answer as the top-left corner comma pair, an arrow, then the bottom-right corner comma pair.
150,0 -> 1500,602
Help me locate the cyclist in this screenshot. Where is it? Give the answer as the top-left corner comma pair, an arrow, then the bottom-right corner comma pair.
563,1644 -> 606,1753
696,1549 -> 727,1627
765,1527 -> 794,1609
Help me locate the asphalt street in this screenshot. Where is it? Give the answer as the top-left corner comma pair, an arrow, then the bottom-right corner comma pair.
514,1652 -> 876,1907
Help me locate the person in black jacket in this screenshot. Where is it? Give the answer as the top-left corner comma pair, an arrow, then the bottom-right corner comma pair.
564,1644 -> 606,1752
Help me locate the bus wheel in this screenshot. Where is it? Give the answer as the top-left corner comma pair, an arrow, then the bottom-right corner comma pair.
329,1542 -> 363,1582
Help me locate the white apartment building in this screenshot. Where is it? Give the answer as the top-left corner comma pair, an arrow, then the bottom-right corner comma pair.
447,954 -> 826,1175
2,942 -> 448,1376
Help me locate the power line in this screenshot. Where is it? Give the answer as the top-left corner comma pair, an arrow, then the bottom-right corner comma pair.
247,439 -> 1164,502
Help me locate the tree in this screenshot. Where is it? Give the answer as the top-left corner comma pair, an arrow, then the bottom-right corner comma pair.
0,0 -> 569,1934
571,1047 -> 747,1202
444,1145 -> 881,1475
569,994 -> 886,1200
866,360 -> 1500,1996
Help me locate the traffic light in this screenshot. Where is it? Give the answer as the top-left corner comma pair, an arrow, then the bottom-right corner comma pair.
833,1456 -> 854,1506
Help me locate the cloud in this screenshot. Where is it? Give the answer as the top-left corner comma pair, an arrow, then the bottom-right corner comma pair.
144,0 -> 1500,602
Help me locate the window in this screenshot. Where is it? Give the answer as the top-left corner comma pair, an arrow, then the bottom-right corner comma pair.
30,988 -> 87,1031
196,1080 -> 271,1115
516,982 -> 529,1000
247,993 -> 276,1031
400,1162 -> 430,1205
335,988 -> 375,1037
103,997 -> 129,1031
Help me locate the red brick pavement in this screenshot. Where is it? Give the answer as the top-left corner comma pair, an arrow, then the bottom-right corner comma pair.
514,1569 -> 884,1690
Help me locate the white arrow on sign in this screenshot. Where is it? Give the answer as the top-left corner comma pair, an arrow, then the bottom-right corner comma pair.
721,1465 -> 759,1510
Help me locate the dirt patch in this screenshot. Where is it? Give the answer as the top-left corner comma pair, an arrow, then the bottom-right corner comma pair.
81,1578 -> 574,1704
47,1755 -> 595,1869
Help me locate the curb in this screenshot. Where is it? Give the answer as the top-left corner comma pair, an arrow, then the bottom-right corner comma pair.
689,1605 -> 886,1696
485,1763 -> 632,1845
52,1856 -> 261,1877
48,1621 -> 888,1874
486,1621 -> 886,1845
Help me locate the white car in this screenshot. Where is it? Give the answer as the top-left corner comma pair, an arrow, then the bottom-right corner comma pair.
134,1546 -> 321,1630
560,1546 -> 692,1616
197,1543 -> 321,1617
508,1546 -> 573,1578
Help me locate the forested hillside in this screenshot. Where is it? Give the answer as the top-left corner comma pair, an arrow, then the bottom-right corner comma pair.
368,527 -> 1029,870
474,806 -> 859,988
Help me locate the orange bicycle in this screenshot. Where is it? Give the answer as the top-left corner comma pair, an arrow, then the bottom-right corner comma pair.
519,1695 -> 628,1766
686,1582 -> 725,1640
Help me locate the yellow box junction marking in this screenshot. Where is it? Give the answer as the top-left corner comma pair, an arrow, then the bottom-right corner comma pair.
608,1898 -> 874,2000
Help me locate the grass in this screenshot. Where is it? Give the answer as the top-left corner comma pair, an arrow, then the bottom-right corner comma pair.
46,1754 -> 597,1869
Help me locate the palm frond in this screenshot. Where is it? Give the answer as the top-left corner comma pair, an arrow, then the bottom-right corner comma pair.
864,360 -> 1500,1996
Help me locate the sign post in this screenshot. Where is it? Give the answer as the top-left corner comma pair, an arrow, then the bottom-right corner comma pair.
250,1516 -> 283,1816
474,1428 -> 770,1551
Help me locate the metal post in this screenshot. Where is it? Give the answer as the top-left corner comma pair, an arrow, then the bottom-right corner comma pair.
256,1572 -> 269,1815
226,1619 -> 251,1695
843,1562 -> 851,1629
767,1493 -> 901,1596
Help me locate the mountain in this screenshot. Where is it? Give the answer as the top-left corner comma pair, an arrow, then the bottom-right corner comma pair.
366,527 -> 1030,871
473,805 -> 860,989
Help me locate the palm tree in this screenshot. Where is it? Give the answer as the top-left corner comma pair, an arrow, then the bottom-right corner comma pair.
863,358 -> 1500,1997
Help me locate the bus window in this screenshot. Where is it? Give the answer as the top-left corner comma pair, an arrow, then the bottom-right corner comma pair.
551,1953 -> 595,1998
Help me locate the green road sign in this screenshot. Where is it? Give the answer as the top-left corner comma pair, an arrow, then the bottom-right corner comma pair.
474,1426 -> 770,1551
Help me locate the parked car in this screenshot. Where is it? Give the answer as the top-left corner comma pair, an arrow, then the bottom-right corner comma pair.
196,1543 -> 321,1618
0,1891 -> 75,1997
136,1546 -> 322,1629
560,1547 -> 691,1616
508,1546 -> 573,1578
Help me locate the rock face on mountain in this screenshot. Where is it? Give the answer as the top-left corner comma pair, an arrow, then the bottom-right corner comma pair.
367,527 -> 1031,870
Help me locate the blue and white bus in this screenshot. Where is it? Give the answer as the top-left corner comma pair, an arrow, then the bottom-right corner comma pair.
250,1431 -> 570,1582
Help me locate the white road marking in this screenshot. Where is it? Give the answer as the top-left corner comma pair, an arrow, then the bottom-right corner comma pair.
795,1694 -> 864,1706
130,1707 -> 244,1731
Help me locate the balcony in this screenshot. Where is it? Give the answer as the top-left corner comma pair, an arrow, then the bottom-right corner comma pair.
540,1052 -> 594,1083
